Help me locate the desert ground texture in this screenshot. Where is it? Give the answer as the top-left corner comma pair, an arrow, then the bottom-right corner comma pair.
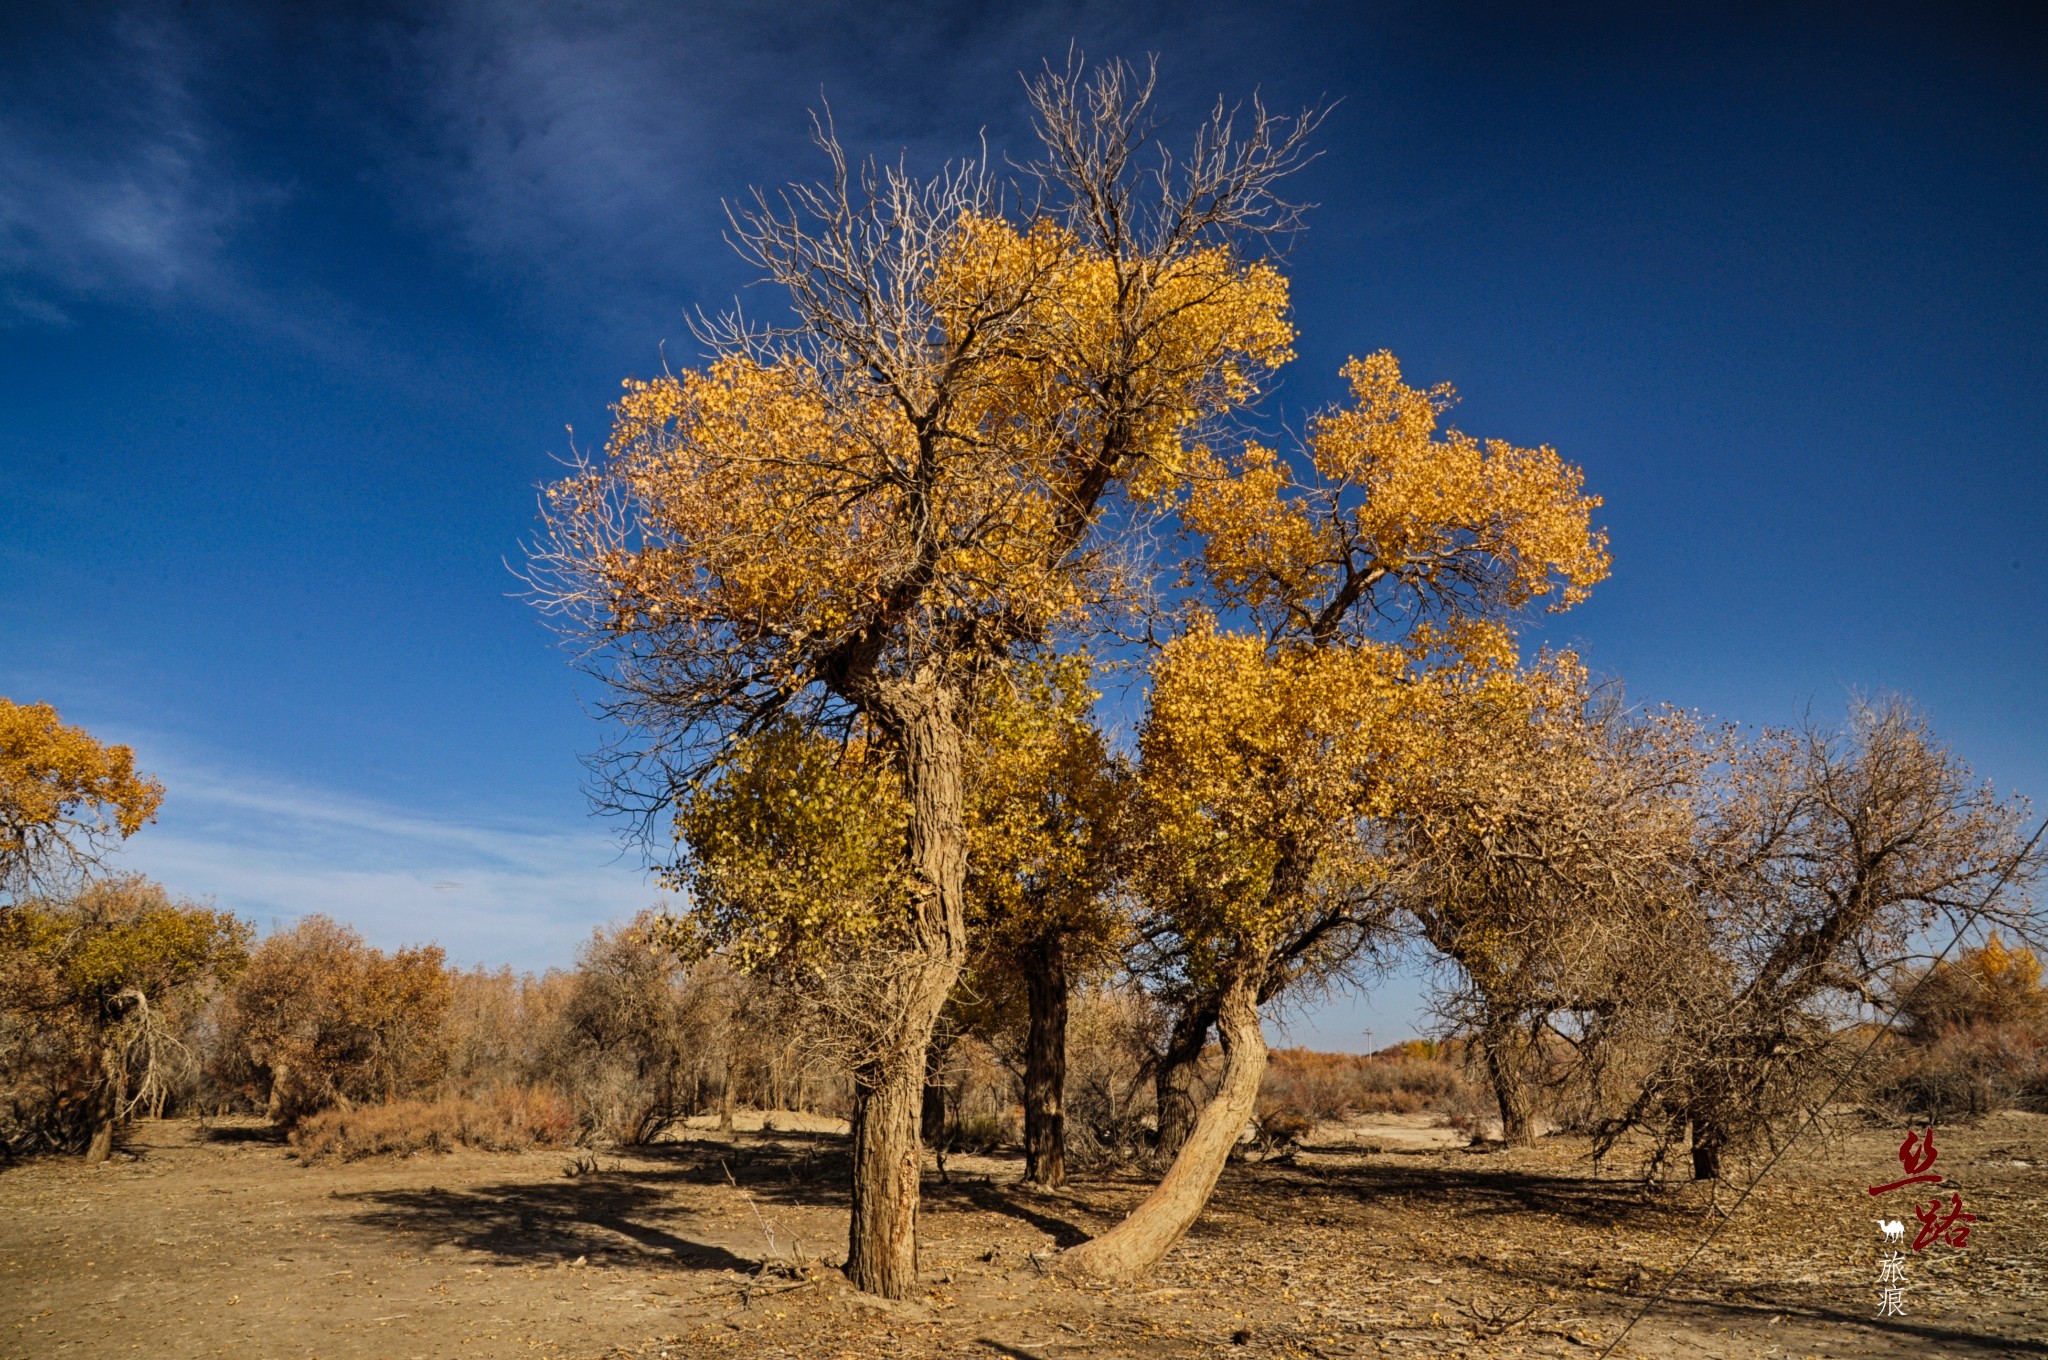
3,1111 -> 2042,1360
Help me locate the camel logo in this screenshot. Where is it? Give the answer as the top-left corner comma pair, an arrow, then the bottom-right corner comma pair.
1877,1218 -> 1905,1244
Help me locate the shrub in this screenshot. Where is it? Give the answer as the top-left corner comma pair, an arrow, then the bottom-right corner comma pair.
1871,936 -> 2048,1118
536,916 -> 735,1144
1257,1045 -> 1483,1127
1061,984 -> 1167,1168
290,1086 -> 576,1163
1873,1020 -> 2048,1118
214,917 -> 451,1127
952,1112 -> 1007,1154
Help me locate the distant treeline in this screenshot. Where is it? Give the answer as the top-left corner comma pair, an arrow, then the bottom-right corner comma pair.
4,876 -> 2042,1167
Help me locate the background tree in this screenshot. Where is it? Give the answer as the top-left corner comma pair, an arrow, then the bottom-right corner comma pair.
538,914 -> 736,1144
0,875 -> 247,1162
1,698 -> 164,904
1394,677 -> 1706,1144
1896,932 -> 2048,1036
216,916 -> 451,1127
1880,933 -> 2048,1116
531,57 -> 1311,1297
964,655 -> 1128,1188
1065,349 -> 1610,1279
1592,697 -> 2044,1179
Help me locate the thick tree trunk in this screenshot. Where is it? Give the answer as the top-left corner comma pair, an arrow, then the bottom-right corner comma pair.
264,1060 -> 287,1124
1481,1018 -> 1533,1146
1154,997 -> 1215,1160
844,683 -> 969,1299
84,1043 -> 120,1165
1023,932 -> 1069,1188
847,1044 -> 926,1295
1690,1117 -> 1725,1181
1063,972 -> 1266,1280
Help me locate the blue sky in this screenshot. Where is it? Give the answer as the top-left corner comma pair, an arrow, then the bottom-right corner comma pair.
4,2 -> 2044,1048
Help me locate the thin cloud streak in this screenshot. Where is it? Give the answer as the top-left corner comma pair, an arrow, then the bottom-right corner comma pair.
110,758 -> 672,970
0,11 -> 260,324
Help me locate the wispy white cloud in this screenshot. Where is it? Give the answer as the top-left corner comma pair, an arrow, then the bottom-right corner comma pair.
0,12 -> 266,324
109,757 -> 672,971
372,0 -> 1214,315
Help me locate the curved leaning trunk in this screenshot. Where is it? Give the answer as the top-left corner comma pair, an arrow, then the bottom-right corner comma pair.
1022,931 -> 1069,1188
1062,972 -> 1266,1281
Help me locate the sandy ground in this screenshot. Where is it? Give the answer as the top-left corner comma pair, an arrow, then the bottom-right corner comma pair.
2,1110 -> 2042,1359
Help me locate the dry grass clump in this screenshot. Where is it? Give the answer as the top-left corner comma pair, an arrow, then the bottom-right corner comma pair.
1260,1044 -> 1484,1122
1873,1020 -> 2048,1118
289,1086 -> 576,1163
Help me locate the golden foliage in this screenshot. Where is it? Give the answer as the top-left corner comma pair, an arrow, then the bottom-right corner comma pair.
1901,931 -> 2048,1034
538,213 -> 1292,722
965,654 -> 1127,967
671,725 -> 910,972
1133,350 -> 1612,987
1185,352 -> 1610,639
0,876 -> 248,1147
1,875 -> 248,1012
0,698 -> 165,897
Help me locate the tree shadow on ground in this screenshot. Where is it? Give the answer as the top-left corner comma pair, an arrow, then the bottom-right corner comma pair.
1259,1154 -> 1665,1230
927,1177 -> 1095,1248
1583,1288 -> 2047,1355
334,1133 -> 908,1280
1224,1157 -> 2043,1356
632,1133 -> 855,1205
343,1169 -> 758,1272
200,1123 -> 284,1146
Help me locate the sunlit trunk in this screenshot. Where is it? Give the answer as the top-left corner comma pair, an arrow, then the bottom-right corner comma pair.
264,1060 -> 287,1123
1481,1016 -> 1533,1146
84,1043 -> 121,1165
1064,971 -> 1265,1280
844,684 -> 969,1299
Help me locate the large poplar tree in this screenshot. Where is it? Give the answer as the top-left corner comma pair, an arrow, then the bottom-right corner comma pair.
531,59 -> 1315,1297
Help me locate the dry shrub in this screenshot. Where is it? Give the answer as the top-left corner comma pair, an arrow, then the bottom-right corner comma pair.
440,965 -> 574,1094
1062,984 -> 1165,1167
537,916 -> 732,1144
214,917 -> 451,1127
1258,1044 -> 1484,1127
1861,936 -> 2048,1119
934,1032 -> 1017,1142
290,1086 -> 575,1163
1874,1021 -> 2048,1118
